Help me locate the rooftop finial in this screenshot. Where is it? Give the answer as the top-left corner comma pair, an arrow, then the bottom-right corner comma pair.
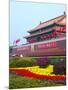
64,11 -> 66,15
40,21 -> 42,24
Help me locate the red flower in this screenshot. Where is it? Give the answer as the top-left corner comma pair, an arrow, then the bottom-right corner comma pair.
10,69 -> 66,81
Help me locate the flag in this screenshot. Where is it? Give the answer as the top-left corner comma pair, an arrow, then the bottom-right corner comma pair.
15,39 -> 20,44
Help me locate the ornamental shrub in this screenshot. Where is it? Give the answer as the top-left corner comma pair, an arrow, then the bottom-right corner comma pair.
53,58 -> 66,75
9,57 -> 37,68
48,56 -> 65,65
36,57 -> 49,68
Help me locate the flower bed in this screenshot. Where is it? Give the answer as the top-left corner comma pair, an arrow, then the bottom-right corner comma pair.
10,68 -> 66,81
10,65 -> 53,75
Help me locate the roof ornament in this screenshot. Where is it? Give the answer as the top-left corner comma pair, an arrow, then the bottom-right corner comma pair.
40,21 -> 42,24
64,11 -> 66,15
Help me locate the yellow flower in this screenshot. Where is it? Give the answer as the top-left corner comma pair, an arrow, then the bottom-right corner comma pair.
25,65 -> 54,75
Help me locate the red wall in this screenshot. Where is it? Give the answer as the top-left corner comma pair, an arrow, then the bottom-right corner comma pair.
12,39 -> 66,56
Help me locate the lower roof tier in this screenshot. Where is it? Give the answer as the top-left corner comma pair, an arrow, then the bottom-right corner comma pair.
26,30 -> 66,43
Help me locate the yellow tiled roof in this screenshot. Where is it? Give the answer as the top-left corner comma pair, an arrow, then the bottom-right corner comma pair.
28,14 -> 66,32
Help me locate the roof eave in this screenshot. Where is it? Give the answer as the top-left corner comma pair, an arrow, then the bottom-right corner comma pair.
27,14 -> 66,33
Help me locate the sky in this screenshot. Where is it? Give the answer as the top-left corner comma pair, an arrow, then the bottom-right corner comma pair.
10,0 -> 66,46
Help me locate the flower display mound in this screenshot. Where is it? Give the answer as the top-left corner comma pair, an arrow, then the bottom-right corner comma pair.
36,57 -> 49,68
26,65 -> 53,75
10,65 -> 53,75
10,65 -> 66,81
53,59 -> 66,75
10,69 -> 66,81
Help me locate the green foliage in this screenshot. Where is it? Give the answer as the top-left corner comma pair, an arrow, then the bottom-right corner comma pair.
9,56 -> 66,67
48,56 -> 66,65
9,74 -> 64,89
9,57 -> 37,68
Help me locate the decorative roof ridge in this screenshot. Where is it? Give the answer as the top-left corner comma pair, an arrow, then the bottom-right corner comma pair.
40,14 -> 65,25
28,13 -> 66,32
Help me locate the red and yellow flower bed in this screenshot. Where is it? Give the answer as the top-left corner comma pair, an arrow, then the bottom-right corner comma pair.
10,65 -> 66,81
10,69 -> 65,80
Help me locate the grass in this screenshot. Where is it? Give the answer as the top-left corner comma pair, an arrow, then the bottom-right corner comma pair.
9,74 -> 64,89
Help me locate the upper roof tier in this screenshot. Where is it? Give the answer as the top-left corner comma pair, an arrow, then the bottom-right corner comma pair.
28,13 -> 66,33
